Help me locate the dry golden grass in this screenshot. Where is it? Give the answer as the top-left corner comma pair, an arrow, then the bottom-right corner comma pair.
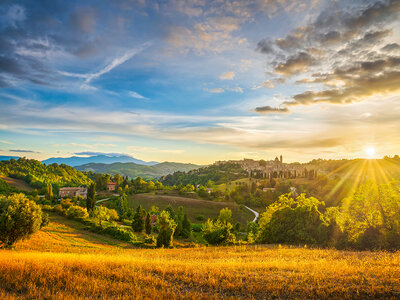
1,215 -> 400,299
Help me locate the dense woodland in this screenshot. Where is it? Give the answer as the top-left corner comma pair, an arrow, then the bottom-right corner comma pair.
0,158 -> 92,189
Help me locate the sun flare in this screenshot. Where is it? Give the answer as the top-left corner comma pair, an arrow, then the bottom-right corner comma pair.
365,146 -> 376,158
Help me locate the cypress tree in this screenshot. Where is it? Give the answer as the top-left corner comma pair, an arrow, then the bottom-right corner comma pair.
132,205 -> 145,232
181,214 -> 192,238
86,183 -> 96,214
145,212 -> 152,234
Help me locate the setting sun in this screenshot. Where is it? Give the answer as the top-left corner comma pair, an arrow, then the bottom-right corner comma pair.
365,147 -> 376,158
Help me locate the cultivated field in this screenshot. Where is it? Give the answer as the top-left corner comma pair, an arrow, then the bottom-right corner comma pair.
0,176 -> 34,192
1,216 -> 400,299
129,193 -> 254,224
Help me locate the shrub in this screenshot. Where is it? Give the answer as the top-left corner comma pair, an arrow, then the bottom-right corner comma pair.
102,225 -> 137,243
196,214 -> 205,221
192,223 -> 202,232
156,211 -> 177,248
202,219 -> 235,245
0,193 -> 44,248
53,204 -> 64,216
144,235 -> 156,246
66,205 -> 89,220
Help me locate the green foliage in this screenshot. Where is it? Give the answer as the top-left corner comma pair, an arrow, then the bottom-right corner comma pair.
174,206 -> 184,237
77,162 -> 200,181
196,214 -> 205,221
337,182 -> 400,250
202,219 -> 235,245
45,183 -> 53,201
0,193 -> 44,247
66,205 -> 89,219
181,214 -> 192,238
0,158 -> 91,188
156,211 -> 177,248
132,205 -> 146,232
162,162 -> 248,186
94,206 -> 118,225
0,179 -> 19,196
145,212 -> 152,234
257,194 -> 331,245
218,207 -> 233,224
86,183 -> 96,213
144,235 -> 156,246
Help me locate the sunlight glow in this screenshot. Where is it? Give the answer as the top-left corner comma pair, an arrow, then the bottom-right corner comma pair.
365,147 -> 376,158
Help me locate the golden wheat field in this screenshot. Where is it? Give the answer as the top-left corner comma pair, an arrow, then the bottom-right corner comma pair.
1,216 -> 400,299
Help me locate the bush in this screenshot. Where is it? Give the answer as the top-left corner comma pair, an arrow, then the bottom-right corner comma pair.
102,225 -> 137,243
144,235 -> 156,246
196,214 -> 205,221
202,219 -> 235,245
0,193 -> 44,248
53,204 -> 65,216
66,205 -> 89,220
156,211 -> 177,248
192,223 -> 202,232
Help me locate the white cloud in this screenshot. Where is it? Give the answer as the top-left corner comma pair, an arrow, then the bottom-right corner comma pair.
252,80 -> 274,90
59,42 -> 151,89
219,71 -> 235,80
129,91 -> 148,99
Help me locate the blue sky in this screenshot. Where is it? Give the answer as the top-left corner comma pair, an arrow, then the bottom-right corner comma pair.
1,0 -> 400,164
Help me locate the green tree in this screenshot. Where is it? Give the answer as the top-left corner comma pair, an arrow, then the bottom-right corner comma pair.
145,212 -> 152,234
181,214 -> 192,238
45,183 -> 53,201
156,211 -> 177,248
132,205 -> 146,232
0,194 -> 44,248
165,204 -> 175,219
86,183 -> 96,214
257,194 -> 331,245
202,219 -> 235,245
174,206 -> 184,237
218,207 -> 233,224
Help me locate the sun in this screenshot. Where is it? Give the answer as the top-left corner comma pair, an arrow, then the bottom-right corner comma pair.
365,146 -> 376,158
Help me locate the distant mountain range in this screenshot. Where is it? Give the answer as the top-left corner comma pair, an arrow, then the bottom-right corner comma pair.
0,156 -> 20,161
75,161 -> 202,179
42,154 -> 158,167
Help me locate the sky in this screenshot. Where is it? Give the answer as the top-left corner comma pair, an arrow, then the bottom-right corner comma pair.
0,0 -> 400,164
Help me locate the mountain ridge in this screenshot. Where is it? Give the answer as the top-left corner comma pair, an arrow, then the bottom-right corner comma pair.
42,154 -> 158,167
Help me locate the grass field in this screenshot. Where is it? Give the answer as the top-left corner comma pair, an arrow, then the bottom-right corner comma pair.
0,176 -> 34,192
1,215 -> 400,299
128,193 -> 254,224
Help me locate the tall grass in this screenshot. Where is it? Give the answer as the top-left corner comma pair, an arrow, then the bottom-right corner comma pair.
1,246 -> 399,299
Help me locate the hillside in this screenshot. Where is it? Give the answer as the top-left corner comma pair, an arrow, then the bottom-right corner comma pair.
75,161 -> 201,179
0,158 -> 91,189
42,154 -> 158,167
1,214 -> 399,299
162,162 -> 248,186
128,193 -> 254,224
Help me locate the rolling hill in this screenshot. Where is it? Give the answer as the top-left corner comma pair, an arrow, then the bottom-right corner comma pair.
75,161 -> 202,179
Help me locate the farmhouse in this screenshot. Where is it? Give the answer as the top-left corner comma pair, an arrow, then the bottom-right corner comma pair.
59,187 -> 87,199
107,182 -> 116,191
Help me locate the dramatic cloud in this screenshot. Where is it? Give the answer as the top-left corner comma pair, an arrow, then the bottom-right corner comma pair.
254,0 -> 400,114
275,52 -> 316,76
